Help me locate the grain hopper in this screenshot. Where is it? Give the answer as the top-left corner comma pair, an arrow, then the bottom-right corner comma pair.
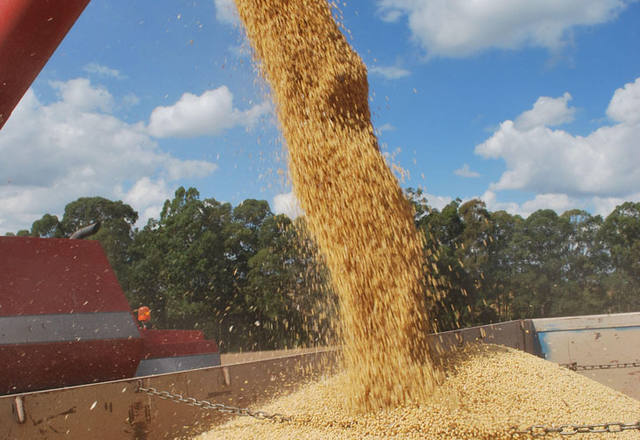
0,313 -> 638,438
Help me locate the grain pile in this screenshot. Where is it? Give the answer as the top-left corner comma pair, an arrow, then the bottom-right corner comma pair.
197,344 -> 640,439
234,0 -> 437,412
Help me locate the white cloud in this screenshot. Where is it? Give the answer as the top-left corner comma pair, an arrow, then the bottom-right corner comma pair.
120,177 -> 169,208
475,77 -> 640,217
480,190 -> 576,217
0,79 -> 217,234
83,63 -> 124,79
454,163 -> 481,178
591,193 -> 640,217
272,192 -> 304,219
607,77 -> 640,124
377,0 -> 630,57
480,190 -> 521,214
520,193 -> 574,215
369,65 -> 411,79
423,192 -> 453,211
214,0 -> 240,25
117,177 -> 172,226
411,187 -> 634,220
482,190 -> 640,219
51,78 -> 114,113
147,86 -> 271,138
165,157 -> 216,180
514,92 -> 575,130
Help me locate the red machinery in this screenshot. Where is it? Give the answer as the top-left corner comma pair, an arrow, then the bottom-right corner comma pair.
0,0 -> 91,129
0,236 -> 220,395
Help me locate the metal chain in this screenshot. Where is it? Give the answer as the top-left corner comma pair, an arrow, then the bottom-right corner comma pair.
511,422 -> 640,437
137,385 -> 291,423
561,361 -> 640,371
138,383 -> 639,436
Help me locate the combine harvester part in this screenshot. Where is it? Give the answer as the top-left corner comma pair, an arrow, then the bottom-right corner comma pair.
0,0 -> 91,129
135,329 -> 220,377
0,236 -> 222,397
0,237 -> 143,394
69,222 -> 101,240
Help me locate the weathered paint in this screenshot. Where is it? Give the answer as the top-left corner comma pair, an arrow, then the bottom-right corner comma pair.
424,319 -> 535,357
0,237 -> 132,315
536,326 -> 639,361
532,312 -> 640,332
0,339 -> 142,395
0,349 -> 336,439
531,313 -> 640,401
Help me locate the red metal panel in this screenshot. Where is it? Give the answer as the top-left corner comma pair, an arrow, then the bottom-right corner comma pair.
139,330 -> 219,359
141,341 -> 219,360
0,237 -> 131,315
140,329 -> 205,344
0,338 -> 142,395
0,0 -> 91,129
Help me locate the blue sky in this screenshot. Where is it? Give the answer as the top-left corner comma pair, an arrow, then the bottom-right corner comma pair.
1,0 -> 639,233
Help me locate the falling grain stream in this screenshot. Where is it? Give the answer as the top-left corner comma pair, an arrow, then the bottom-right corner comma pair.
234,0 -> 437,412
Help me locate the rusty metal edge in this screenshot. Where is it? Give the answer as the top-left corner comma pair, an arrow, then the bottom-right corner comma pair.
0,349 -> 338,440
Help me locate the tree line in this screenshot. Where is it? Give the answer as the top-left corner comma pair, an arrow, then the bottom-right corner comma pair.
407,189 -> 640,331
6,187 -> 640,351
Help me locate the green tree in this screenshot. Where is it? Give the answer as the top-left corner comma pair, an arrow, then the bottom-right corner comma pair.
242,215 -> 336,349
509,210 -> 571,318
483,210 -> 522,321
60,197 -> 138,290
553,210 -> 608,316
410,196 -> 477,331
14,186 -> 640,343
127,188 -> 333,351
129,187 -> 233,336
30,213 -> 64,238
458,199 -> 499,324
600,202 -> 640,312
